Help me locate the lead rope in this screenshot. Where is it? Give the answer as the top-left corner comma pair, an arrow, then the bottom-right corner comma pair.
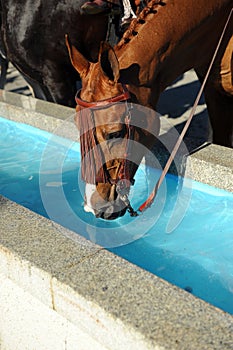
139,7 -> 233,212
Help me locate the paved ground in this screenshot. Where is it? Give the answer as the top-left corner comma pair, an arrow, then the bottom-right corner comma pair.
4,63 -> 32,97
4,63 -> 209,152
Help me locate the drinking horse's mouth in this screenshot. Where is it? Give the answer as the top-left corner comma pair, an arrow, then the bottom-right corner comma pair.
84,181 -> 137,220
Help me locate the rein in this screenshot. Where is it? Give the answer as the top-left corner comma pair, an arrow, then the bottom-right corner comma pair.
139,7 -> 233,212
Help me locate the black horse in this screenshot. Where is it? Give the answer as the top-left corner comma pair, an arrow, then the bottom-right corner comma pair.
0,0 -> 122,106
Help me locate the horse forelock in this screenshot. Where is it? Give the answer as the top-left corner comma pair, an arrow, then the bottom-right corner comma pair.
117,0 -> 167,50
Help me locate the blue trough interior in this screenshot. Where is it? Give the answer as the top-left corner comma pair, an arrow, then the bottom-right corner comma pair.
0,116 -> 233,314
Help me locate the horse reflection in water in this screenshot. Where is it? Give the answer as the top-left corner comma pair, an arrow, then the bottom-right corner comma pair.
74,83 -> 159,220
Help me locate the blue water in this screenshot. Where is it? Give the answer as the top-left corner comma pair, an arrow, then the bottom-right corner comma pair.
0,116 -> 233,314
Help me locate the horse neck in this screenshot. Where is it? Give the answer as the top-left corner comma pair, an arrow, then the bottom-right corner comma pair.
115,0 -> 231,99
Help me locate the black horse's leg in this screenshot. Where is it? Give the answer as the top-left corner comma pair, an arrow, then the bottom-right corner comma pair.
39,66 -> 78,107
22,69 -> 77,107
22,73 -> 56,102
0,56 -> 8,89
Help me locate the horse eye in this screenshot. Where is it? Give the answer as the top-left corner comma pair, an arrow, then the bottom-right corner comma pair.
106,129 -> 125,140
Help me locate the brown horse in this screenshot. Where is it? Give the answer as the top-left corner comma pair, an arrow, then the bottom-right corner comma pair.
66,0 -> 233,219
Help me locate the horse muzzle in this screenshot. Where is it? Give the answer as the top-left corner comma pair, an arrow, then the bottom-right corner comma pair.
84,183 -> 128,220
94,197 -> 128,220
84,195 -> 127,220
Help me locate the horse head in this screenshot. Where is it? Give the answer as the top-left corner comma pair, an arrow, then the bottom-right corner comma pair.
66,36 -> 159,220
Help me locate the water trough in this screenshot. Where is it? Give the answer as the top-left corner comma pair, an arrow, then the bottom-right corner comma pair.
0,90 -> 233,349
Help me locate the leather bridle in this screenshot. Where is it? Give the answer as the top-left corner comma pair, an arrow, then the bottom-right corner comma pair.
75,84 -> 130,109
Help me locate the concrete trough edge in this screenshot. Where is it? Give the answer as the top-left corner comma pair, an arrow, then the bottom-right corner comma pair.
0,91 -> 233,350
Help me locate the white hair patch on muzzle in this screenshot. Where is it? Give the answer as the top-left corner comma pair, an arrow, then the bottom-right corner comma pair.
84,183 -> 96,215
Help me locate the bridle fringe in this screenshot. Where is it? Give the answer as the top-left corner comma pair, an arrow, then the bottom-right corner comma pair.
79,109 -> 108,184
76,85 -> 132,185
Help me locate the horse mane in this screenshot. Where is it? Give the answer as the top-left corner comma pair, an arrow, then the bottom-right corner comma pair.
117,0 -> 166,50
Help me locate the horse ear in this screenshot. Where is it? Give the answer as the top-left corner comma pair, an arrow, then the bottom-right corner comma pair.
65,35 -> 89,77
99,42 -> 120,82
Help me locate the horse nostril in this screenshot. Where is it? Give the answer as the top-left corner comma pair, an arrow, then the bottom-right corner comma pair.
95,212 -> 102,219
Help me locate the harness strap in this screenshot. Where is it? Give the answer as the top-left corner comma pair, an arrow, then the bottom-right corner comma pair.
75,85 -> 130,109
139,7 -> 233,212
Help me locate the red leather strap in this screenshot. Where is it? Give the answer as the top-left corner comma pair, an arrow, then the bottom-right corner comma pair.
75,85 -> 130,109
139,7 -> 233,213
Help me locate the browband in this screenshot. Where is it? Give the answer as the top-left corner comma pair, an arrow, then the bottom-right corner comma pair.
75,84 -> 130,109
